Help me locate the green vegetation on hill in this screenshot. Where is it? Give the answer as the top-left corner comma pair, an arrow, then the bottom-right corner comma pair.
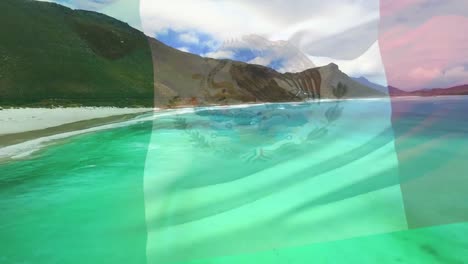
0,0 -> 154,107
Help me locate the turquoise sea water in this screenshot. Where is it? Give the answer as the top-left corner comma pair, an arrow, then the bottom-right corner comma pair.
1,97 -> 468,263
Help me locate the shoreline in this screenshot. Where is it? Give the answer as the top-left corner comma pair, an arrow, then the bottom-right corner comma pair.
1,95 -> 466,161
0,107 -> 153,161
0,107 -> 200,161
0,111 -> 152,148
0,107 -> 154,136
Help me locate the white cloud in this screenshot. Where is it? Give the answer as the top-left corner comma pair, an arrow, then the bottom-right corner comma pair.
178,32 -> 200,44
248,56 -> 271,66
431,66 -> 468,88
203,50 -> 235,59
140,0 -> 379,49
444,66 -> 468,81
177,47 -> 190,52
409,67 -> 441,81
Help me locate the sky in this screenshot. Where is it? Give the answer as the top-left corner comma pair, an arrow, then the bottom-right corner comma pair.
37,0 -> 468,90
379,0 -> 468,90
139,0 -> 387,85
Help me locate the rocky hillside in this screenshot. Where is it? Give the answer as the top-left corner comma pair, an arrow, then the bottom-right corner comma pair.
0,0 -> 383,108
150,39 -> 384,107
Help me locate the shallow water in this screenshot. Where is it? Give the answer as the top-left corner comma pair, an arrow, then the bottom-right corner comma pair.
1,97 -> 468,263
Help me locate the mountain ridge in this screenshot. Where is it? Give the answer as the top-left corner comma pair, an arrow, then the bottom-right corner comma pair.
0,0 -> 383,108
149,37 -> 384,107
389,84 -> 468,97
352,76 -> 388,94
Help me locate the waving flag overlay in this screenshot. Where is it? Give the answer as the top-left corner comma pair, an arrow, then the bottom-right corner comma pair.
143,1 -> 398,263
142,0 -> 468,263
1,1 -> 467,264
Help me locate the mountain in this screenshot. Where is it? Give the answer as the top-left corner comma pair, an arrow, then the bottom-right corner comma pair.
389,85 -> 468,97
353,76 -> 388,94
0,0 -> 154,107
0,0 -> 383,108
150,44 -> 384,107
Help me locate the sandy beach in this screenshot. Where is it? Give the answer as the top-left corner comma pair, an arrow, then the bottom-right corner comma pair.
0,107 -> 154,151
0,107 -> 153,135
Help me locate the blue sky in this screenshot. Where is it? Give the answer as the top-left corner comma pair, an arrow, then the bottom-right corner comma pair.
156,29 -> 220,56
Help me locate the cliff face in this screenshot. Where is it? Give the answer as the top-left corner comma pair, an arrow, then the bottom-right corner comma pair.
149,40 -> 384,108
